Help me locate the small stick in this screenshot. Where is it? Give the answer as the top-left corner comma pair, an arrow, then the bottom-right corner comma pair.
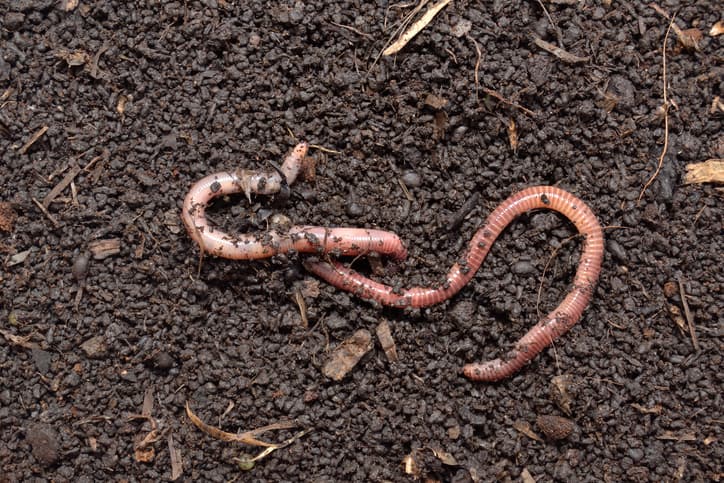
532,36 -> 590,64
467,34 -> 482,101
43,163 -> 82,207
677,278 -> 699,352
535,0 -> 565,48
481,87 -> 538,117
329,21 -> 373,39
31,197 -> 59,227
638,16 -> 674,202
18,125 -> 48,155
383,0 -> 452,56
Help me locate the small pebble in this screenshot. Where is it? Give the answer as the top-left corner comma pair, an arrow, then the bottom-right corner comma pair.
401,171 -> 422,188
346,202 -> 364,217
153,351 -> 174,371
511,261 -> 535,275
72,252 -> 91,282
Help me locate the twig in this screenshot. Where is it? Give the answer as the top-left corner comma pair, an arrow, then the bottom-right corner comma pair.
481,87 -> 538,117
43,162 -> 82,207
532,36 -> 589,64
31,197 -> 59,227
535,0 -> 564,48
328,21 -> 373,39
383,0 -> 452,56
677,278 -> 699,352
638,16 -> 674,202
18,125 -> 48,155
466,34 -> 482,101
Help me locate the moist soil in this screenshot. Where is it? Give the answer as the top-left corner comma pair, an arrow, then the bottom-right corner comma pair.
1,1 -> 722,481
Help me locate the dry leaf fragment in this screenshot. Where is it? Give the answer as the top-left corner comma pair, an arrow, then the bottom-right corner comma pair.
62,0 -> 79,11
513,420 -> 543,442
56,49 -> 91,67
383,0 -> 452,56
424,93 -> 448,110
507,118 -> 518,153
429,447 -> 458,466
711,20 -> 724,36
322,329 -> 373,380
451,19 -> 472,37
684,159 -> 724,184
88,238 -> 121,260
376,320 -> 398,363
532,36 -> 590,63
0,328 -> 40,350
550,375 -> 574,416
657,430 -> 696,441
168,434 -> 183,480
676,28 -> 703,51
185,402 -> 298,447
631,403 -> 663,415
521,468 -> 537,483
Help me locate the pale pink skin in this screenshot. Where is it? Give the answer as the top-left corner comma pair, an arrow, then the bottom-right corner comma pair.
181,142 -> 406,261
303,186 -> 604,382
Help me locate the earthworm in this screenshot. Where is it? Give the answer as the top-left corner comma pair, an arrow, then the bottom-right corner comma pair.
182,142 -> 407,261
304,186 -> 604,381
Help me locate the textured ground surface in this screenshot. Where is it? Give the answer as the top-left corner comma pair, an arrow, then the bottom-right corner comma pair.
1,1 -> 722,481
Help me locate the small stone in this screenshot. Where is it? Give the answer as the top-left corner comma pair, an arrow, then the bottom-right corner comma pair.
153,351 -> 174,371
401,171 -> 422,188
536,415 -> 575,440
346,202 -> 364,217
26,424 -> 60,466
72,252 -> 90,282
80,335 -> 107,359
511,261 -> 535,275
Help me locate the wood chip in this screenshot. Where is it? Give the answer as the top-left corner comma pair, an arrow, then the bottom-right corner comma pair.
43,163 -> 81,207
684,159 -> 724,184
507,118 -> 519,153
322,329 -> 373,380
168,434 -> 183,481
521,468 -> 537,483
513,420 -> 543,442
383,0 -> 452,56
532,36 -> 590,63
88,238 -> 121,260
376,320 -> 398,363
0,328 -> 40,350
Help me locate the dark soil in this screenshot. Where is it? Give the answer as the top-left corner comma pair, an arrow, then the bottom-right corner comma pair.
1,1 -> 722,481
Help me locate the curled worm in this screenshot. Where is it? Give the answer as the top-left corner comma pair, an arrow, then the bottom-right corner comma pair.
303,186 -> 604,381
181,143 -> 406,261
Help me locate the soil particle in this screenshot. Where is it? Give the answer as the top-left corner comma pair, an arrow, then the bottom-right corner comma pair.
25,424 -> 60,467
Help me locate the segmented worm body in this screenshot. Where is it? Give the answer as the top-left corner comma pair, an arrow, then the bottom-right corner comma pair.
304,186 -> 604,381
183,144 -> 604,382
181,143 -> 406,261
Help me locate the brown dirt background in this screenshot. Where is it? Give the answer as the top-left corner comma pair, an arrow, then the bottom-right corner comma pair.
1,1 -> 722,481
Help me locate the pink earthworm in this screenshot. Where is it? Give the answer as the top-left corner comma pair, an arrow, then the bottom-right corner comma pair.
303,186 -> 604,381
182,142 -> 407,261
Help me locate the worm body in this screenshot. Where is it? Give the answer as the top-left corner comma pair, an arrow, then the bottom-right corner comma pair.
181,143 -> 406,261
303,186 -> 604,381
